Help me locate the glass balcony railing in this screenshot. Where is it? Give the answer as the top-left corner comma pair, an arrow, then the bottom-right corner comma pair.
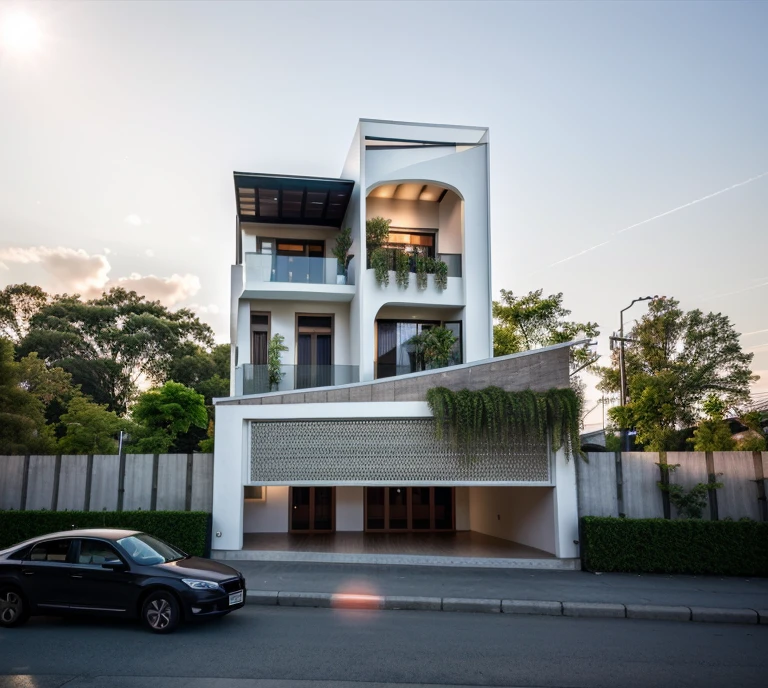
365,251 -> 462,278
245,253 -> 354,286
238,364 -> 359,395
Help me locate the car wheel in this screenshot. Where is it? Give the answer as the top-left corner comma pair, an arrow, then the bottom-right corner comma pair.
141,591 -> 180,634
0,586 -> 29,628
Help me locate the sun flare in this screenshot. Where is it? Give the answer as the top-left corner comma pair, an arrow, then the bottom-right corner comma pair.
1,11 -> 42,56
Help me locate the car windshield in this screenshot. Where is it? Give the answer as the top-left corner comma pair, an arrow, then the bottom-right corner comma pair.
117,534 -> 186,565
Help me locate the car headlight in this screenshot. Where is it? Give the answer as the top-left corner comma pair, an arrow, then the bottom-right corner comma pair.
181,578 -> 220,590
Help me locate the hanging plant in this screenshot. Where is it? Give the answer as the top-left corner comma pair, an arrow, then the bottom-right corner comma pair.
415,255 -> 429,290
426,386 -> 583,461
370,248 -> 390,287
433,259 -> 448,290
267,334 -> 288,391
395,249 -> 411,289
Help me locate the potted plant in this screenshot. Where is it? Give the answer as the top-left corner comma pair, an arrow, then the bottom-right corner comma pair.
333,227 -> 353,285
370,247 -> 390,287
366,216 -> 391,256
407,327 -> 457,371
267,334 -> 288,391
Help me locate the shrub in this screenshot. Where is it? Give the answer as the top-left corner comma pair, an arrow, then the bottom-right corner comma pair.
581,516 -> 768,577
0,510 -> 210,557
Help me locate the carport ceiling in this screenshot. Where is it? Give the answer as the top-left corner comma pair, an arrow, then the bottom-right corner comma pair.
234,172 -> 354,227
369,183 -> 449,203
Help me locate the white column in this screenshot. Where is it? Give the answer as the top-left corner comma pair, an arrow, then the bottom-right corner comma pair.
553,448 -> 580,558
211,408 -> 245,551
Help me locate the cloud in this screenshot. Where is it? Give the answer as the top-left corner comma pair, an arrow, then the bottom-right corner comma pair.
0,245 -> 200,307
145,249 -> 155,258
0,246 -> 110,294
114,273 -> 201,306
189,303 -> 220,315
124,214 -> 144,227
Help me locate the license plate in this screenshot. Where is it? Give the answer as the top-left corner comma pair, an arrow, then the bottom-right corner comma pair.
229,590 -> 244,605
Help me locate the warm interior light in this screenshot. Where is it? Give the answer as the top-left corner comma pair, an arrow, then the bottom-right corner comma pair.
1,11 -> 42,55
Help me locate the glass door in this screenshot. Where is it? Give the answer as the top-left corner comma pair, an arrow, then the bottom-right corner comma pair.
364,487 -> 454,531
290,487 -> 335,533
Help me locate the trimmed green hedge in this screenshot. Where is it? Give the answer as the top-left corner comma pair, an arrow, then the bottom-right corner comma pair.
0,511 -> 211,557
581,516 -> 768,577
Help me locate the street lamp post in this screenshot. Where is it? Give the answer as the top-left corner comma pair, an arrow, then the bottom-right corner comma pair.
618,296 -> 657,451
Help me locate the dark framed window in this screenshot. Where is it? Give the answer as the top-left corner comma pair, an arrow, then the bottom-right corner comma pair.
375,319 -> 462,378
27,539 -> 74,563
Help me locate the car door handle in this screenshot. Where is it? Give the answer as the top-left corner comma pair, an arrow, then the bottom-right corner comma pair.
71,574 -> 83,579
23,571 -> 34,576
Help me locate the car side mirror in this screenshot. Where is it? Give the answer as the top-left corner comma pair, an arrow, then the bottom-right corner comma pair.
102,560 -> 127,571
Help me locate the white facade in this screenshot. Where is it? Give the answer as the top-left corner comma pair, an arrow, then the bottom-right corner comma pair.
214,119 -> 580,565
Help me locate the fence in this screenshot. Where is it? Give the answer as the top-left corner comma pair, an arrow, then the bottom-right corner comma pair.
576,451 -> 768,521
0,454 -> 213,513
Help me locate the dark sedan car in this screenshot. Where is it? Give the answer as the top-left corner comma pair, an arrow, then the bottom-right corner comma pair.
0,529 -> 246,633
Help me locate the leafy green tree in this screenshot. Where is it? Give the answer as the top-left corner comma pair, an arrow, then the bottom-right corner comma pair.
366,216 -> 390,254
0,338 -> 55,454
58,396 -> 127,454
128,381 -> 208,453
493,289 -> 599,367
600,297 -> 756,450
736,408 -> 768,451
18,287 -> 214,415
689,395 -> 736,451
268,334 -> 288,391
0,283 -> 47,344
167,342 -> 230,405
16,352 -> 81,434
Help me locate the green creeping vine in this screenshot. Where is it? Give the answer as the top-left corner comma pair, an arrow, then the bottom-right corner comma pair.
426,386 -> 583,460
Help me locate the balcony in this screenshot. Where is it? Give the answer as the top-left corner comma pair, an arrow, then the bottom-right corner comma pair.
236,364 -> 359,396
242,253 -> 356,302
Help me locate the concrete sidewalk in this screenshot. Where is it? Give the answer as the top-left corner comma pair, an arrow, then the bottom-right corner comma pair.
234,560 -> 768,624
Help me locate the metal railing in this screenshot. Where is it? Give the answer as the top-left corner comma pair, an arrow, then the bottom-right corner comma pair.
245,253 -> 354,286
238,364 -> 359,395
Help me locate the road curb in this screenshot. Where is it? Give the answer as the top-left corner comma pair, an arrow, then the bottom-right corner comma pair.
245,590 -> 766,625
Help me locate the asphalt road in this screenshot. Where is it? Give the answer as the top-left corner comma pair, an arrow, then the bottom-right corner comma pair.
0,607 -> 766,688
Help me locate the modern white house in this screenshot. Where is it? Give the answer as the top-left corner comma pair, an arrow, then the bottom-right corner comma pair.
211,119 -> 581,568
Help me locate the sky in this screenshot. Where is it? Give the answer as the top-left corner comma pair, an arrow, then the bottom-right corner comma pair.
1,0 -> 766,429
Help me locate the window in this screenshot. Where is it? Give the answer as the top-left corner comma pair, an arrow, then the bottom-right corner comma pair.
27,539 -> 73,563
376,319 -> 462,378
251,312 -> 270,365
383,229 -> 435,258
244,486 -> 265,501
117,534 -> 185,565
296,314 -> 333,388
78,540 -> 122,565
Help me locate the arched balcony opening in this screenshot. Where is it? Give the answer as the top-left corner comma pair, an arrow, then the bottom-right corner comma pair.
365,182 -> 463,279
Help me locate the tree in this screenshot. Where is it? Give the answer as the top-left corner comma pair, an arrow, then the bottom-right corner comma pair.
16,352 -> 81,434
0,338 -> 55,454
493,289 -> 599,367
0,283 -> 47,344
128,381 -> 208,453
600,297 -> 756,451
689,394 -> 736,451
167,342 -> 230,405
18,287 -> 214,415
58,396 -> 127,454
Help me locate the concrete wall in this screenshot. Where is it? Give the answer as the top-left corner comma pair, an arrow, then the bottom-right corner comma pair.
0,453 -> 214,513
221,343 -> 572,407
577,451 -> 767,522
243,486 -> 289,533
713,451 -> 762,521
575,453 -> 618,517
438,191 -> 462,255
621,452 -> 665,519
468,486 -> 557,555
336,486 -> 364,531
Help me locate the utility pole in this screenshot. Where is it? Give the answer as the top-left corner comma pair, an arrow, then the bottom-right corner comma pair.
616,296 -> 658,451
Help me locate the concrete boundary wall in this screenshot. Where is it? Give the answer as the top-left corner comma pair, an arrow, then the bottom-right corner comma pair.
0,453 -> 214,513
579,451 -> 768,521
